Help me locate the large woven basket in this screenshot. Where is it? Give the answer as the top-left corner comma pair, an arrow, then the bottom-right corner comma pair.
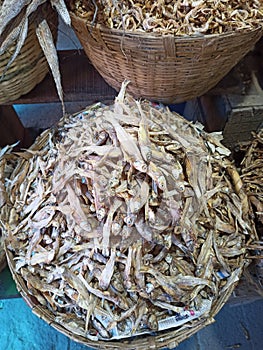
1,86 -> 257,349
70,12 -> 262,103
0,3 -> 57,104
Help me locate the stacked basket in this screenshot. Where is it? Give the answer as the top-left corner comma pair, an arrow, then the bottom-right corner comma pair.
68,0 -> 263,103
0,2 -> 57,103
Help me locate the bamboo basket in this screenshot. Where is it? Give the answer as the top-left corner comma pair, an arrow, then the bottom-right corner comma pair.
70,12 -> 262,103
0,3 -> 57,104
0,88 -> 257,349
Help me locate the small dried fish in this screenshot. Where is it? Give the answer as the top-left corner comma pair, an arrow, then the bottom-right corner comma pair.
77,0 -> 263,35
136,101 -> 152,163
98,249 -> 116,290
51,0 -> 71,26
104,113 -> 147,173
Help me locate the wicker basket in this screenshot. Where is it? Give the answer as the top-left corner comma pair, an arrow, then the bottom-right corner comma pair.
0,3 -> 57,104
1,89 -> 256,349
70,12 -> 262,103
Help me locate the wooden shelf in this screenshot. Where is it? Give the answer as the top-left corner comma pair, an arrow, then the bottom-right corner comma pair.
3,50 -> 117,106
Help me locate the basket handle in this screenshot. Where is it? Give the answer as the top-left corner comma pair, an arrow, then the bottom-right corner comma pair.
70,13 -> 112,53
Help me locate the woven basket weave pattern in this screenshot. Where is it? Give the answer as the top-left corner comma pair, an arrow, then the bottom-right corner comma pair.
0,4 -> 57,104
70,13 -> 263,103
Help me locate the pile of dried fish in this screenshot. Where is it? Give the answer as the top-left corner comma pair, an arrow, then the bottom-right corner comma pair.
73,0 -> 263,35
239,129 -> 263,231
0,144 -> 18,271
234,129 -> 263,299
0,83 -> 257,342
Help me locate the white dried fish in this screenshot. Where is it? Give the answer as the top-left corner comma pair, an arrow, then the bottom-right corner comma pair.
36,19 -> 64,114
51,0 -> 71,25
98,249 -> 116,290
0,0 -> 29,35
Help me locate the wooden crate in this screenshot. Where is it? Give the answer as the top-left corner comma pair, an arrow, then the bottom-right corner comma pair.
184,38 -> 263,148
184,90 -> 263,149
222,95 -> 263,147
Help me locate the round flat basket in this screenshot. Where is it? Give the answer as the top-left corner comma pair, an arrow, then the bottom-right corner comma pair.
70,12 -> 262,103
0,3 -> 57,104
1,86 -> 258,349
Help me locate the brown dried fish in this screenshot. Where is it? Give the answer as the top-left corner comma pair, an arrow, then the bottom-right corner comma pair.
73,0 -> 263,35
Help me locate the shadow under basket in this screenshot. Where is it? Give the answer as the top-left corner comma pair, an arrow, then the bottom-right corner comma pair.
0,4 -> 58,104
70,13 -> 262,104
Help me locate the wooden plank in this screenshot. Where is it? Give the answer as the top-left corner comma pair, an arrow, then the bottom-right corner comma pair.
3,50 -> 117,105
226,94 -> 263,108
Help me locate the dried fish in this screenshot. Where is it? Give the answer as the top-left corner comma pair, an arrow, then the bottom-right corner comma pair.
1,17 -> 29,78
239,129 -> 263,226
98,249 -> 116,290
136,101 -> 152,163
36,19 -> 64,113
0,0 -> 29,35
51,0 -> 71,26
72,0 -> 263,35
